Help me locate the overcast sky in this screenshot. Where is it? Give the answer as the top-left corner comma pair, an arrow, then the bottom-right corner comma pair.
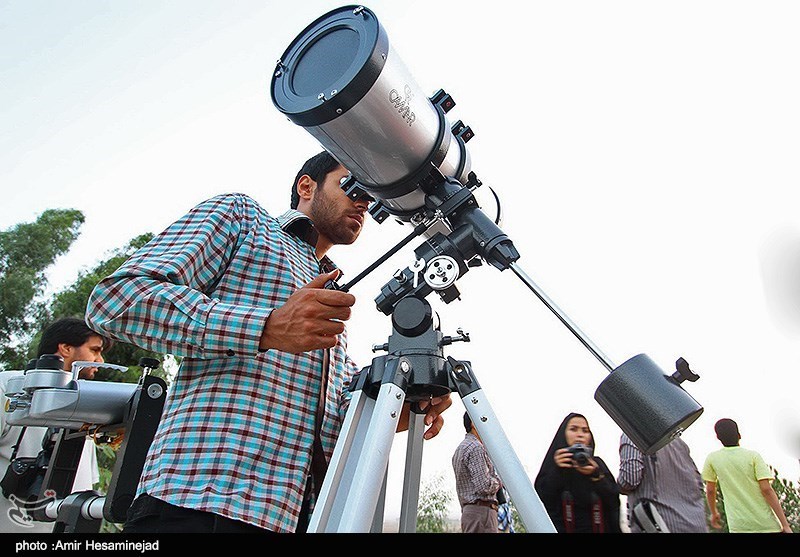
2,1 -> 800,528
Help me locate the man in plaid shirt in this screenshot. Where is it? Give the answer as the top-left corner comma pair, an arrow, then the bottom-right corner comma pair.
452,412 -> 502,533
86,151 -> 451,533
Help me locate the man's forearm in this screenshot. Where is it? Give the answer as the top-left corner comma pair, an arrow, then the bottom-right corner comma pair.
705,482 -> 718,514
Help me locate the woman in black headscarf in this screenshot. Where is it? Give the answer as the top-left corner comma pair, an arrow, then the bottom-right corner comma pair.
534,412 -> 621,533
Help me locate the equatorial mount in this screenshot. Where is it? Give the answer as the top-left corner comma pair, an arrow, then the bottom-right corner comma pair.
331,156 -> 702,454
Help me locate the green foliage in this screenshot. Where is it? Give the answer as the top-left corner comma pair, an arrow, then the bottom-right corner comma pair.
18,231 -> 171,384
96,444 -> 124,533
0,209 -> 84,369
416,472 -> 454,533
510,500 -> 527,533
772,468 -> 800,533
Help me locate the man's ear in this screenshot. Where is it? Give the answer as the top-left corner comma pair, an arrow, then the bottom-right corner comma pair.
296,174 -> 316,204
55,343 -> 72,361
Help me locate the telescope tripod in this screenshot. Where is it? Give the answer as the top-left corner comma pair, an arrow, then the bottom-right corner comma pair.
308,295 -> 556,533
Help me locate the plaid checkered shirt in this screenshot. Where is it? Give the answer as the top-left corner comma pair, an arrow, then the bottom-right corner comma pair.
86,193 -> 359,532
452,432 -> 501,507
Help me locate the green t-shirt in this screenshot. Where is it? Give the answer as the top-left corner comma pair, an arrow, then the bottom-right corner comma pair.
702,446 -> 780,533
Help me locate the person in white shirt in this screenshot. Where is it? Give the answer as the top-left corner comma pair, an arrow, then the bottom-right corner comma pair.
1,317 -> 109,532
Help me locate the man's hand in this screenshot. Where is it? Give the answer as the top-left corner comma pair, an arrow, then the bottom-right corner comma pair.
397,394 -> 453,440
259,270 -> 355,354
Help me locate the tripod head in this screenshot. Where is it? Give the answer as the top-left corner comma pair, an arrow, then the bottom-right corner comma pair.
358,295 -> 469,404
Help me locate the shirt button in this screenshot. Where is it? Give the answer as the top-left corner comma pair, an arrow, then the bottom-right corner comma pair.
226,349 -> 235,356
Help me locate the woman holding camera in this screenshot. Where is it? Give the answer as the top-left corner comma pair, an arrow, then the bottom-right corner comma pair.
534,412 -> 621,533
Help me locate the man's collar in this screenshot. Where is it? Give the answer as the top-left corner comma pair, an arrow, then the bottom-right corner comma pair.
278,210 -> 319,247
278,210 -> 340,277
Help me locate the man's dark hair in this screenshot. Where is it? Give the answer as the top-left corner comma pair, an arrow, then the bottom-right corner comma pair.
463,411 -> 473,433
290,151 -> 342,209
714,418 -> 740,447
37,317 -> 112,356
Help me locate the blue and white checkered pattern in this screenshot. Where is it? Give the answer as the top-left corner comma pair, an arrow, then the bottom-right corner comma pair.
87,193 -> 358,532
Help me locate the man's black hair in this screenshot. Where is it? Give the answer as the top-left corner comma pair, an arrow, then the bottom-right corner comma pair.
290,151 -> 342,209
714,418 -> 740,447
37,317 -> 112,357
463,411 -> 473,433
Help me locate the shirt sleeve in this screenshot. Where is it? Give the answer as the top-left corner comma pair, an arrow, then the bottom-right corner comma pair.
752,451 -> 774,481
701,456 -> 717,483
617,434 -> 645,492
86,194 -> 273,358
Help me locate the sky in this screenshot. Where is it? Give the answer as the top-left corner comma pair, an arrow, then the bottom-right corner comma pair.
2,1 -> 800,529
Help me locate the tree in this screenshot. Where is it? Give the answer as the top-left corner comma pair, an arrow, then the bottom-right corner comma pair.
772,468 -> 800,533
28,233 -> 166,383
0,209 -> 84,369
416,472 -> 454,533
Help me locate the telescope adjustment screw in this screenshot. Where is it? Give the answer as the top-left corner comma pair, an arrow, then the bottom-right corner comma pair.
147,384 -> 164,400
442,328 -> 470,346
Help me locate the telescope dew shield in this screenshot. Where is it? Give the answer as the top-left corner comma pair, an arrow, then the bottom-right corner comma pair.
271,5 -> 470,219
594,354 -> 703,454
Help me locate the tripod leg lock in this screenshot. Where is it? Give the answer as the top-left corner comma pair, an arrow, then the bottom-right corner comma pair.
446,356 -> 481,396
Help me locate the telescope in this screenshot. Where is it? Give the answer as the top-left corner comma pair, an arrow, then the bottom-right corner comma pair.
272,3 -> 702,450
3,354 -> 167,532
271,5 -> 703,532
5,355 -> 136,429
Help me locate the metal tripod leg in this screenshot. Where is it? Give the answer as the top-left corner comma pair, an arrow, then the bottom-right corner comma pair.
308,381 -> 406,532
398,410 -> 426,532
461,386 -> 556,533
449,356 -> 556,533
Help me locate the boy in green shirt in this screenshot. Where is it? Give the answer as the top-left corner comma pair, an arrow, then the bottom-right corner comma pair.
702,418 -> 792,533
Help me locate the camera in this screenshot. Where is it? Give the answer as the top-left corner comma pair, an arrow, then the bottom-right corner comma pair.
567,443 -> 594,466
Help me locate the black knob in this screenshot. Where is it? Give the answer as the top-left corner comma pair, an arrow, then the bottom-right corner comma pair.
35,354 -> 65,370
139,357 -> 160,370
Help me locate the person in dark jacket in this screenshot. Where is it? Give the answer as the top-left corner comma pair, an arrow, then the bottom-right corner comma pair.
534,412 -> 621,533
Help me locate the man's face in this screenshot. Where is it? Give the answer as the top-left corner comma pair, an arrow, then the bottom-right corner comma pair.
308,165 -> 370,247
58,335 -> 105,379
